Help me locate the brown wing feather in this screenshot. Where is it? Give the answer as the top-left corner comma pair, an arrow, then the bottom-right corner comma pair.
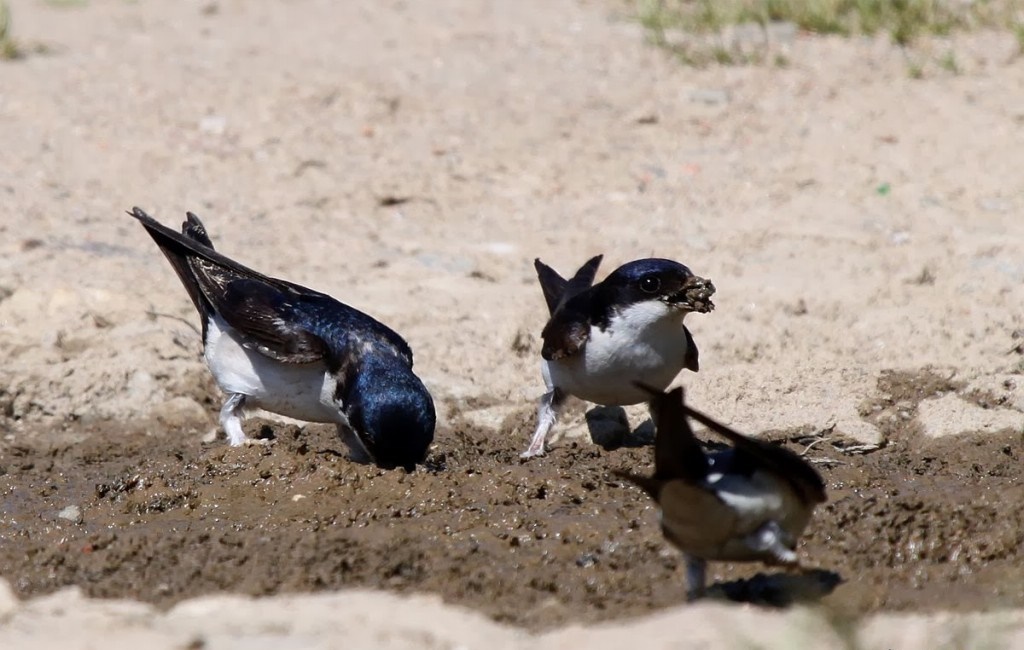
539,314 -> 590,361
536,255 -> 604,359
213,278 -> 328,364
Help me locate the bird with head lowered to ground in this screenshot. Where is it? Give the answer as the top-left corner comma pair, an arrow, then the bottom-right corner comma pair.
130,207 -> 435,471
615,384 -> 827,600
522,254 -> 715,458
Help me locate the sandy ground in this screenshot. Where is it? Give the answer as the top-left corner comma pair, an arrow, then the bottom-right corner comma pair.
1,0 -> 1024,647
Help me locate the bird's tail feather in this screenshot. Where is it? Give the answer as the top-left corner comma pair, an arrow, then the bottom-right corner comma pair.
534,259 -> 567,315
130,207 -> 219,323
183,212 -> 215,249
534,254 -> 603,315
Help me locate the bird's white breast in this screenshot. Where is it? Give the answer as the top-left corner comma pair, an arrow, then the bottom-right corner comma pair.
546,301 -> 690,405
204,315 -> 345,424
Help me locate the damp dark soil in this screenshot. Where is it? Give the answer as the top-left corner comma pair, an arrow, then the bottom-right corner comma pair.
1,369 -> 1022,630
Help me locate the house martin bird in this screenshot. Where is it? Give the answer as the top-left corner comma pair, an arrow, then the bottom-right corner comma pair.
616,385 -> 827,600
130,207 -> 435,470
522,255 -> 715,458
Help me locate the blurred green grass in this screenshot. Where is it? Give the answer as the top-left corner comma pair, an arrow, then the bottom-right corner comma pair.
0,0 -> 22,60
632,0 -> 1024,69
0,0 -> 66,61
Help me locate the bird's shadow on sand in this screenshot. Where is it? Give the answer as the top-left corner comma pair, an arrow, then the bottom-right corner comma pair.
587,406 -> 737,453
707,569 -> 843,607
586,406 -> 654,450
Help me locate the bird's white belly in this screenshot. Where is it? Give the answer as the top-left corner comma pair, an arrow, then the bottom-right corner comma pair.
204,316 -> 343,424
546,305 -> 691,405
708,471 -> 811,542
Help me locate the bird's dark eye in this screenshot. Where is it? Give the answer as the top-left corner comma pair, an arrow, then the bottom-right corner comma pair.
639,275 -> 661,294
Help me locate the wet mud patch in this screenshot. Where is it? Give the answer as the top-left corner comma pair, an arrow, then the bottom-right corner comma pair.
1,369 -> 1023,630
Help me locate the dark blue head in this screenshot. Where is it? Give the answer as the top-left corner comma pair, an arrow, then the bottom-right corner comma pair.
599,258 -> 715,313
345,361 -> 436,471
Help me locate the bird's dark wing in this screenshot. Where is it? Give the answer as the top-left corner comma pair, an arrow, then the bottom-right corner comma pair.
536,255 -> 604,360
211,278 -> 330,364
134,205 -> 360,368
213,277 -> 417,370
534,255 -> 603,316
131,206 -> 293,307
681,404 -> 827,505
299,295 -> 415,369
683,325 -> 699,372
539,303 -> 591,361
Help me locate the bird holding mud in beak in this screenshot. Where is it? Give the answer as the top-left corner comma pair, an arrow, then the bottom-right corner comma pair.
616,384 -> 826,600
522,255 -> 715,458
130,207 -> 435,470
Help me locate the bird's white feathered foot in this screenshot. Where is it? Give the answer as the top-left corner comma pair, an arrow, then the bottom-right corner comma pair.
745,520 -> 799,565
219,393 -> 272,446
522,388 -> 566,458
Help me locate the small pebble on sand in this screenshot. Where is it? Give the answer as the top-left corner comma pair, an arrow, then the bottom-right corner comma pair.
57,505 -> 83,525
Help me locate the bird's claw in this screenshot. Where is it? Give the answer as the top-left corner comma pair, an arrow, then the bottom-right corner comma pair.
520,446 -> 546,460
240,436 -> 275,447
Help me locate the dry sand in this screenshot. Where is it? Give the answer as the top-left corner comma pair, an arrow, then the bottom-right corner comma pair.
1,0 -> 1024,647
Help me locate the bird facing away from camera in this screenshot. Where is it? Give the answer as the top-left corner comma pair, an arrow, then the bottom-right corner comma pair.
130,207 -> 435,470
616,385 -> 826,599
